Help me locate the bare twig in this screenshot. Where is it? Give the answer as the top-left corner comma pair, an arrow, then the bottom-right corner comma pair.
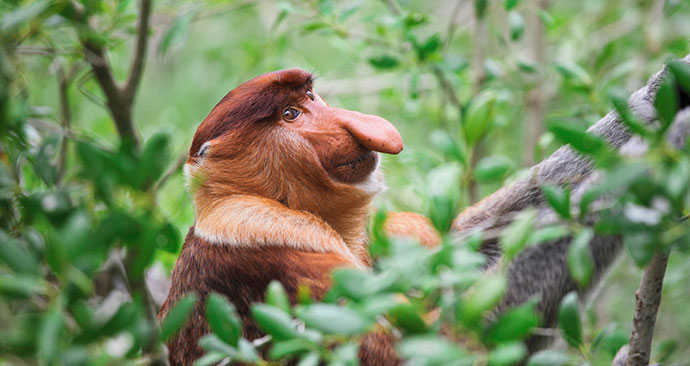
76,0 -> 153,148
626,252 -> 669,366
521,0 -> 550,166
56,65 -> 72,184
123,0 -> 152,99
430,64 -> 463,115
442,0 -> 466,53
382,0 -> 402,15
153,152 -> 187,192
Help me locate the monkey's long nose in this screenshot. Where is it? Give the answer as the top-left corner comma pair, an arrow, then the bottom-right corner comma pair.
334,108 -> 404,154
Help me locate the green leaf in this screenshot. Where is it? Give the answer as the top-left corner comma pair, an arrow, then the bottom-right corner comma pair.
199,334 -> 238,357
194,352 -> 225,366
297,352 -> 320,366
517,58 -> 538,73
668,60 -> 690,94
388,303 -> 428,334
542,185 -> 571,219
32,135 -> 59,185
485,298 -> 540,343
463,91 -> 497,145
0,0 -> 50,33
654,75 -> 678,128
330,269 -> 394,300
457,273 -> 506,326
567,228 -> 594,287
296,304 -> 368,335
205,293 -> 242,347
527,350 -> 570,366
475,155 -> 514,183
610,91 -> 649,137
0,231 -> 39,274
137,133 -> 171,189
557,292 -> 583,347
0,274 -> 46,298
508,12 -> 525,41
251,304 -> 299,340
549,120 -> 609,156
269,338 -> 316,359
266,281 -> 292,314
489,342 -> 527,366
429,130 -> 466,166
398,335 -> 472,365
37,297 -> 62,364
499,209 -> 536,261
369,54 -> 400,70
413,33 -> 441,61
159,9 -> 198,56
554,61 -> 592,87
625,231 -> 657,267
505,0 -> 520,10
528,225 -> 569,246
160,293 -> 198,341
475,0 -> 488,19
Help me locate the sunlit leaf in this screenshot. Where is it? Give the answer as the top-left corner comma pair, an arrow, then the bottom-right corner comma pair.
251,304 -> 299,341
296,304 -> 368,335
463,91 -> 497,145
475,155 -> 514,183
558,292 -> 582,347
159,9 -> 198,56
206,293 -> 242,347
266,281 -> 292,314
508,12 -> 524,41
655,75 -> 679,128
567,228 -> 594,287
489,342 -> 527,366
499,209 -> 536,260
542,184 -> 571,219
505,0 -> 520,10
160,293 -> 198,341
527,350 -> 570,366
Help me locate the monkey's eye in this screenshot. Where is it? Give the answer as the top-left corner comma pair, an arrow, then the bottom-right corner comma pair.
306,90 -> 315,101
283,107 -> 301,121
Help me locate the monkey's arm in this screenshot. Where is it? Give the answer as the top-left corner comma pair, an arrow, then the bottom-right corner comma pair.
452,55 -> 690,351
384,211 -> 441,247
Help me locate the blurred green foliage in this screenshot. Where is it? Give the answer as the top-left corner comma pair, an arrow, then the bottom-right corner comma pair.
1,0 -> 690,365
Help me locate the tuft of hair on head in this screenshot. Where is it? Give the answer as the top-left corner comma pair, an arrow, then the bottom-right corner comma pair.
188,69 -> 313,160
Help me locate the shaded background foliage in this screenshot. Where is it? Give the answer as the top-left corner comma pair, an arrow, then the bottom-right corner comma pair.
1,0 -> 690,365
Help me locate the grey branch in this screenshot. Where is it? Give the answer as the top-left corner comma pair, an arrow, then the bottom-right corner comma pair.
626,253 -> 669,366
452,54 -> 690,356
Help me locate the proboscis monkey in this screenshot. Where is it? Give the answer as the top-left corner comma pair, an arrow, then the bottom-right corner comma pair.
159,69 -> 435,365
160,57 -> 690,365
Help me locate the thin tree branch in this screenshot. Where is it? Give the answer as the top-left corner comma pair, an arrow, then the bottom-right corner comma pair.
626,252 -> 669,366
56,64 -> 72,185
442,0 -> 465,53
123,0 -> 152,100
382,0 -> 402,15
467,2 -> 488,204
153,152 -> 187,192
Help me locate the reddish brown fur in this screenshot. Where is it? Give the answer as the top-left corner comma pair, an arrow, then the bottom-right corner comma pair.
160,68 -> 435,365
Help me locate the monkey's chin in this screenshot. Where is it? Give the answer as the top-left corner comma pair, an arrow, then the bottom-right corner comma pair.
328,151 -> 378,184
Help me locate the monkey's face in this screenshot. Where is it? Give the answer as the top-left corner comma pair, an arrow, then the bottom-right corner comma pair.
278,88 -> 403,184
186,69 -> 403,206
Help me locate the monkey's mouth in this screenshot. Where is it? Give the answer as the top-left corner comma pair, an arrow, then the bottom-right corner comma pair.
328,150 -> 378,184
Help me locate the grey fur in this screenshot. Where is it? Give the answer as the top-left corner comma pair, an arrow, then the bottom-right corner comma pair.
451,55 -> 690,357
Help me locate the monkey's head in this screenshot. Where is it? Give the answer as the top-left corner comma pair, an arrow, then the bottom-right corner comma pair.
185,69 -> 403,228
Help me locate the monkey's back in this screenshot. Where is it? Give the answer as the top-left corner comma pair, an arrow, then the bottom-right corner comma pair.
159,228 -> 351,365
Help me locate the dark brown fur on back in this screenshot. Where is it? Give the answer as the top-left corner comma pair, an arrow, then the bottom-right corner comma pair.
159,229 -> 350,366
